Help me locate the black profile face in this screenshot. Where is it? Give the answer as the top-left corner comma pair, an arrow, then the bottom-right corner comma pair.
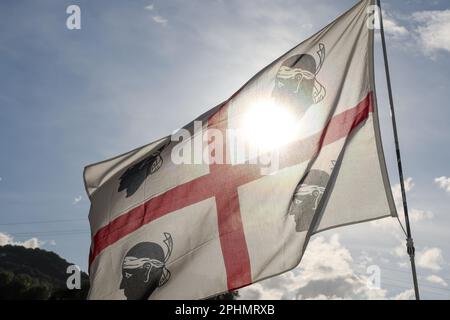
288,170 -> 330,232
118,144 -> 167,197
272,44 -> 326,119
119,236 -> 172,300
273,54 -> 317,113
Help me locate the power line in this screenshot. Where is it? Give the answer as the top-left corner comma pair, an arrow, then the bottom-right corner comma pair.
381,265 -> 450,284
382,276 -> 450,293
5,229 -> 90,236
0,218 -> 87,226
11,232 -> 90,238
381,280 -> 450,299
12,234 -> 89,237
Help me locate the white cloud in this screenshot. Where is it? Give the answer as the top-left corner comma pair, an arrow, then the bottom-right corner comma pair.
416,247 -> 444,271
393,289 -> 415,300
413,10 -> 450,55
144,4 -> 154,11
73,195 -> 82,205
383,14 -> 409,38
144,3 -> 167,26
392,177 -> 414,204
392,244 -> 407,258
369,216 -> 400,232
434,176 -> 450,193
152,15 -> 168,26
239,235 -> 443,300
391,177 -> 414,214
239,235 -> 388,300
391,177 -> 412,218
426,275 -> 448,287
409,208 -> 433,223
0,232 -> 42,249
374,9 -> 450,58
371,177 -> 432,232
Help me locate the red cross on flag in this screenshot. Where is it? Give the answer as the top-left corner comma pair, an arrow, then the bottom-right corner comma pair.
84,0 -> 396,300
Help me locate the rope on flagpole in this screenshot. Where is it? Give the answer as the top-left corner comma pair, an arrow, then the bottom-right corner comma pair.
377,0 -> 420,300
396,216 -> 408,237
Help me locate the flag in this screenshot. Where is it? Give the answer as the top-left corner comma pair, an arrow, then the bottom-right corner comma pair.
83,0 -> 396,300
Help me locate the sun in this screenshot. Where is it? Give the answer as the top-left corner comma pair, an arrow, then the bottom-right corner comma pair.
242,98 -> 300,153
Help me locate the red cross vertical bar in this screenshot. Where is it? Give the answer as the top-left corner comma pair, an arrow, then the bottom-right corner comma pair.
206,103 -> 254,290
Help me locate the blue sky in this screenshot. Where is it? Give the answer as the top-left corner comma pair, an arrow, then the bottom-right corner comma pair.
1,0 -> 449,299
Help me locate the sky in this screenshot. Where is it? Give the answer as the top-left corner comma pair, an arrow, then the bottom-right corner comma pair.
0,0 -> 449,299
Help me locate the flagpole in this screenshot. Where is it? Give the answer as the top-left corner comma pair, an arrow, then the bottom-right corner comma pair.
377,0 -> 420,300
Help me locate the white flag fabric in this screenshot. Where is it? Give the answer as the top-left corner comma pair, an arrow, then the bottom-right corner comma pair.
84,0 -> 396,300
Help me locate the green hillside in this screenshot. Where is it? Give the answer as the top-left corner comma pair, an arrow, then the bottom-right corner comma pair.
0,245 -> 89,300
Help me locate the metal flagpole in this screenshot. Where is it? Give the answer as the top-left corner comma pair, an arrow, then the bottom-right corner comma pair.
377,0 -> 420,300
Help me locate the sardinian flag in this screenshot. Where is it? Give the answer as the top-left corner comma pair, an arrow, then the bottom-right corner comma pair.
84,0 -> 396,300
